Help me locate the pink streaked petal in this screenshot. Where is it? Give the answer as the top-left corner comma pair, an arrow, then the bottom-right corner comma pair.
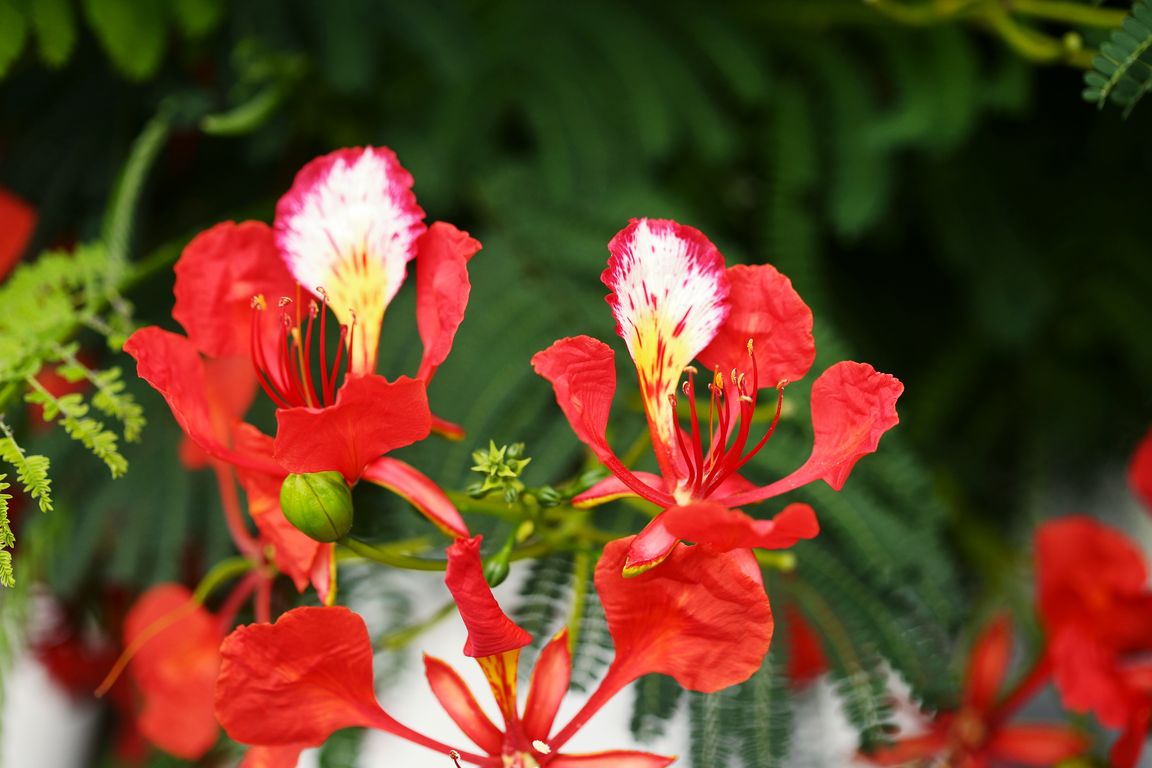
445,536 -> 531,658
423,654 -> 504,755
532,336 -> 673,507
720,362 -> 902,507
173,221 -> 295,359
988,725 -> 1088,766
275,147 -> 427,375
550,751 -> 676,768
603,219 -> 730,475
662,502 -> 818,553
241,744 -> 310,768
963,615 -> 1012,713
697,264 -> 815,388
623,515 -> 679,576
416,222 -> 481,382
522,629 -> 572,742
571,472 -> 665,508
1128,426 -> 1152,514
274,374 -> 431,483
361,456 -> 468,537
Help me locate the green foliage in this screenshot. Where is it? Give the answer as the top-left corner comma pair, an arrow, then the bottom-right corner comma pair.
29,0 -> 77,68
0,0 -> 28,78
1084,0 -> 1152,114
0,477 -> 12,588
630,674 -> 684,744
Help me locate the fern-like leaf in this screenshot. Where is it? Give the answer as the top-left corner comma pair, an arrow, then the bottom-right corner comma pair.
25,383 -> 127,478
1084,0 -> 1152,115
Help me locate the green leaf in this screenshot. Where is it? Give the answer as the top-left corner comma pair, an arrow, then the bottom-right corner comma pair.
172,0 -> 223,38
81,0 -> 167,80
29,0 -> 76,68
1083,0 -> 1152,114
0,0 -> 28,78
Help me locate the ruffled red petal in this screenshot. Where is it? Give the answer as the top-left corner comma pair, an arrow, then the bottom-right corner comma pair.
987,724 -> 1087,766
1131,427 -> 1152,515
125,585 -> 220,760
550,751 -> 676,768
215,607 -> 392,746
423,654 -> 504,754
963,615 -> 1012,713
599,536 -> 772,692
662,501 -> 818,552
172,221 -> 294,359
416,222 -> 481,382
522,629 -> 572,742
532,337 -> 672,506
1048,625 -> 1139,729
445,536 -> 531,658
361,456 -> 468,537
697,264 -> 815,388
273,374 -> 431,483
0,187 -> 36,281
622,514 -> 679,576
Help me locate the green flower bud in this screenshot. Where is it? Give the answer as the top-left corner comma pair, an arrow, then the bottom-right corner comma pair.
280,471 -> 353,543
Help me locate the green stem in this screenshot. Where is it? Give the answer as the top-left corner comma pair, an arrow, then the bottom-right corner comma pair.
1011,0 -> 1127,28
566,548 -> 591,649
377,600 -> 457,651
342,537 -> 450,571
191,556 -> 255,604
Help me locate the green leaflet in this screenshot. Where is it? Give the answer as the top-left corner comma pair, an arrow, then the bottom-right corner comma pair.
1084,0 -> 1152,114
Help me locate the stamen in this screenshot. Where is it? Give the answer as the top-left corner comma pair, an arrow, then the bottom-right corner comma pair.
532,740 -> 552,755
670,394 -> 699,490
448,750 -> 462,768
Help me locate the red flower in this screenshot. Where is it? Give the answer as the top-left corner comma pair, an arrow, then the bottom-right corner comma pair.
533,219 -> 902,574
125,148 -> 477,594
865,616 -> 1086,768
1035,516 -> 1152,767
215,536 -> 772,766
0,186 -> 36,281
1129,426 -> 1152,514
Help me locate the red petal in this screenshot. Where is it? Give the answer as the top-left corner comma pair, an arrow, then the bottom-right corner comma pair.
274,374 -> 431,483
533,337 -> 672,506
1111,704 -> 1152,768
662,501 -> 818,552
786,606 -> 827,685
571,472 -> 666,507
216,607 -> 391,746
988,725 -> 1087,765
173,221 -> 294,359
963,615 -> 1012,712
522,629 -> 572,742
622,515 -> 679,576
719,361 -> 902,506
1130,427 -> 1152,514
125,327 -> 277,474
241,744 -> 311,768
602,537 -> 771,692
550,751 -> 676,768
416,222 -> 481,382
862,732 -> 948,765
125,585 -> 220,760
0,187 -> 36,281
361,456 -> 468,537
423,654 -> 504,754
445,536 -> 531,657
697,264 -> 815,388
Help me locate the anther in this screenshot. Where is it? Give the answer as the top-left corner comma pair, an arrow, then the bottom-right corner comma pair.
251,294 -> 266,310
307,300 -> 319,318
731,368 -> 738,384
712,368 -> 724,390
682,381 -> 692,396
739,395 -> 754,404
278,296 -> 292,308
746,338 -> 754,356
532,740 -> 552,754
683,365 -> 698,375
448,749 -> 462,767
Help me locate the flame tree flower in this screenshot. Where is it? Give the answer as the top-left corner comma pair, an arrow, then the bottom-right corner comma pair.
533,218 -> 902,576
864,615 -> 1086,767
1035,516 -> 1152,768
214,535 -> 773,767
125,147 -> 478,599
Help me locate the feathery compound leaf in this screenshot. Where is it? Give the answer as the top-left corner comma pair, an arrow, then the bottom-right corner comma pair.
1084,0 -> 1152,114
25,382 -> 127,478
630,674 -> 684,744
0,475 -> 12,587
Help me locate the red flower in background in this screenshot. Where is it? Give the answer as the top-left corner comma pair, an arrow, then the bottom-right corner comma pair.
1035,516 -> 1152,768
1129,426 -> 1152,515
533,218 -> 902,576
0,186 -> 36,281
865,616 -> 1086,768
215,535 -> 773,766
125,147 -> 478,599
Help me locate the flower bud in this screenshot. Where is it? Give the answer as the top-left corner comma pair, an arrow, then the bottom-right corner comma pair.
280,471 -> 353,542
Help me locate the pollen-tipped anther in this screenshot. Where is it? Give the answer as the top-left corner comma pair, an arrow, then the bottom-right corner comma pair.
251,294 -> 266,310
532,740 -> 552,755
278,296 -> 292,308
